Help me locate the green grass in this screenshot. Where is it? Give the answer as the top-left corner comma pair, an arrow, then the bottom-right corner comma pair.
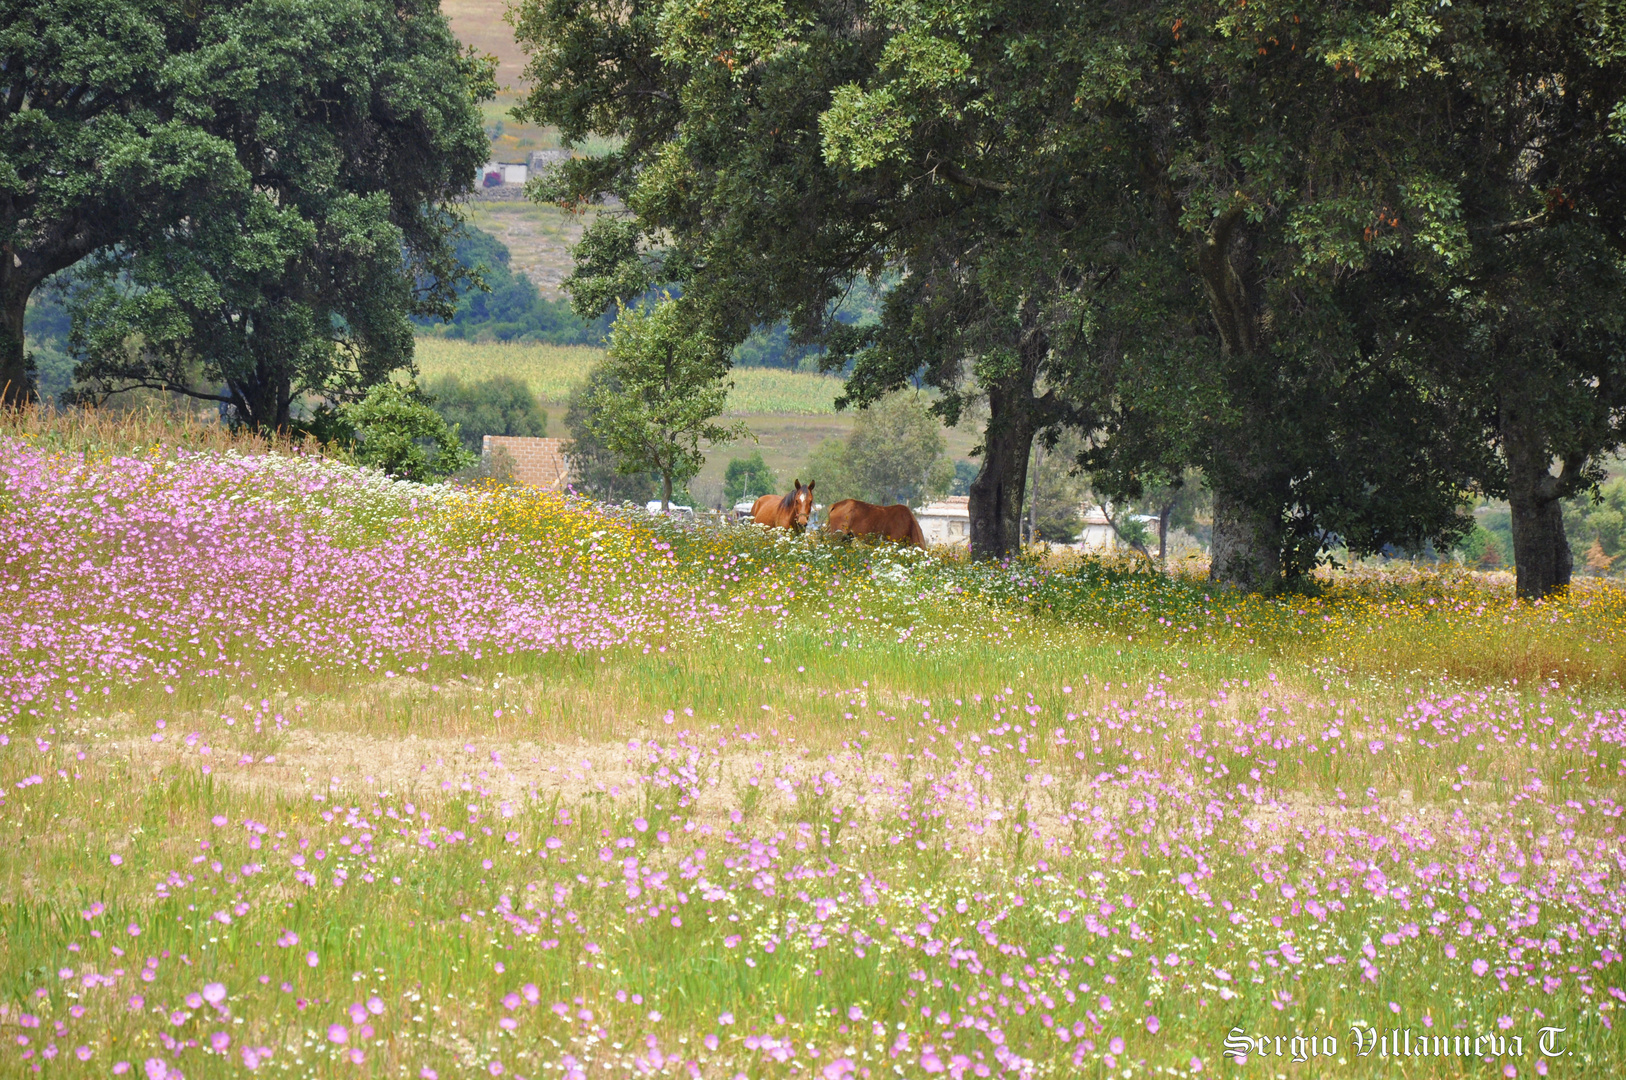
451,202 -> 597,296
413,337 -> 844,415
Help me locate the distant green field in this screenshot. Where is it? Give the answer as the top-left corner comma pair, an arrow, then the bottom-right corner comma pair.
412,338 -> 842,415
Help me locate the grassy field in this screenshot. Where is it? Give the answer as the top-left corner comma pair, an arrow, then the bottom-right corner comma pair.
1,410 -> 1622,1078
442,0 -> 551,154
413,338 -> 848,417
443,0 -> 619,161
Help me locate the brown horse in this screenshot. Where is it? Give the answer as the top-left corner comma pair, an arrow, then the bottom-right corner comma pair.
824,498 -> 926,548
750,479 -> 815,531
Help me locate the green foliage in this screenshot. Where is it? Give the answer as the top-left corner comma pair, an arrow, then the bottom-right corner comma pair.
1456,521 -> 1510,570
1,0 -> 237,401
578,298 -> 744,507
560,218 -> 661,323
731,323 -> 816,371
844,392 -> 953,507
723,452 -> 778,504
5,0 -> 494,427
344,382 -> 474,482
1565,478 -> 1626,575
562,367 -> 658,505
799,391 -> 952,508
423,374 -> 548,454
1029,440 -> 1087,545
1112,515 -> 1152,553
803,438 -> 859,508
22,286 -> 74,404
512,0 -> 1626,586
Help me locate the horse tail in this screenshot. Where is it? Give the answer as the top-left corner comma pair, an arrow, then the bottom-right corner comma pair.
907,512 -> 926,548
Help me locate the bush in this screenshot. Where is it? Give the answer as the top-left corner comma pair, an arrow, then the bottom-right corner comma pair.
724,452 -> 778,503
841,391 -> 954,506
423,374 -> 547,453
1456,521 -> 1508,569
344,381 -> 473,482
803,437 -> 860,507
1564,476 -> 1626,574
798,393 -> 954,509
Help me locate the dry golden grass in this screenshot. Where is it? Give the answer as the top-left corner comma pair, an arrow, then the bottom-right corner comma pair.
0,403 -> 312,458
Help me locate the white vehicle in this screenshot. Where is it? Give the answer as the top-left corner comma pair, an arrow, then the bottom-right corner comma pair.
645,501 -> 696,521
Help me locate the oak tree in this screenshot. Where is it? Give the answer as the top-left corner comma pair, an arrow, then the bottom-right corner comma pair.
2,0 -> 492,424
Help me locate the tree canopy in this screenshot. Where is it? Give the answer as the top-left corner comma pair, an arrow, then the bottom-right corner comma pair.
723,452 -> 778,504
420,226 -> 609,346
2,0 -> 493,425
424,374 -> 549,454
509,0 -> 1626,593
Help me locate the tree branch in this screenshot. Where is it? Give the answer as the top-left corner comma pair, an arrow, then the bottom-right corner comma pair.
1100,502 -> 1153,559
1487,213 -> 1550,237
938,161 -> 1013,193
90,379 -> 230,405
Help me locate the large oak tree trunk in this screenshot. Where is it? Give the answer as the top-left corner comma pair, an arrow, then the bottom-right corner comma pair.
1195,209 -> 1283,590
968,384 -> 1037,560
1209,484 -> 1282,590
968,305 -> 1051,561
1502,407 -> 1573,599
0,262 -> 40,406
225,358 -> 293,432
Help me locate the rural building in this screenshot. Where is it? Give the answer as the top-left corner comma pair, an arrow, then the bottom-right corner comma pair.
482,436 -> 571,490
1077,504 -> 1118,551
1075,505 -> 1160,551
527,149 -> 572,173
476,161 -> 529,188
917,495 -> 971,546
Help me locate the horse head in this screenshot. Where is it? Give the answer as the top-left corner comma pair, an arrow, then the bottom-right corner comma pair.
785,479 -> 815,530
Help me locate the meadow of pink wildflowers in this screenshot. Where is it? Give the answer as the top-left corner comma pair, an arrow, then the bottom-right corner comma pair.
0,435 -> 1622,1079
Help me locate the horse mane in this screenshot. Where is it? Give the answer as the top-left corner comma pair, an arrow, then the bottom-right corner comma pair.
779,488 -> 801,511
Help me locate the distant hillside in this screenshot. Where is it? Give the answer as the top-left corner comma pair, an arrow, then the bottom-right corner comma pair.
443,1 -> 529,91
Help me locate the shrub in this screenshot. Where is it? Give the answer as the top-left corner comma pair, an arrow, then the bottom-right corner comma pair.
344,381 -> 473,481
724,452 -> 778,503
